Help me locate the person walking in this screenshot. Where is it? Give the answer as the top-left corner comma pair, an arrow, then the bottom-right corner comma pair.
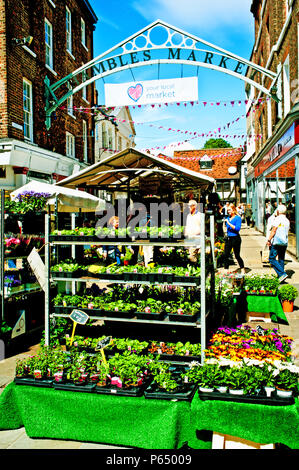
223,204 -> 245,275
267,204 -> 290,283
244,204 -> 253,227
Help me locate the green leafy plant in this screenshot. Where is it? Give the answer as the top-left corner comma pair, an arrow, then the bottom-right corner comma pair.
279,285 -> 299,302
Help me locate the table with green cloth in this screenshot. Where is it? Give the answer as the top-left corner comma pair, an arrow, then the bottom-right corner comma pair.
1,382 -> 299,449
0,382 -> 191,449
245,294 -> 288,324
227,293 -> 288,325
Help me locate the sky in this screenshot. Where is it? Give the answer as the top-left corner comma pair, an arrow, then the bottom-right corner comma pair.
89,0 -> 255,155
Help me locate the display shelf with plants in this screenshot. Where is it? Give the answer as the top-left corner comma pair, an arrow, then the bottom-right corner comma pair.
50,260 -> 201,285
52,284 -> 202,324
61,333 -> 202,362
49,224 -> 185,243
0,191 -> 46,345
45,208 -> 215,366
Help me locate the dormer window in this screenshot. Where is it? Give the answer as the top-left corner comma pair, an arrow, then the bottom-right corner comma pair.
199,155 -> 213,170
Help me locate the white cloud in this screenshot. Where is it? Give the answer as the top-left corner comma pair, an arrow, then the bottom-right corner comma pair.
132,0 -> 253,37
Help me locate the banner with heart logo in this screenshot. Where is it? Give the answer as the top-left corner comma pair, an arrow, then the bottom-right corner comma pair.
104,77 -> 198,107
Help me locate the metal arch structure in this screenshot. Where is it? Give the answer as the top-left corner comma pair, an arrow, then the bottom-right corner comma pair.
44,19 -> 279,129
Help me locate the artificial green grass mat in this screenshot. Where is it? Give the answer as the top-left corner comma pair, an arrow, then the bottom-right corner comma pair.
1,382 -> 298,449
189,393 -> 299,449
0,382 -> 191,449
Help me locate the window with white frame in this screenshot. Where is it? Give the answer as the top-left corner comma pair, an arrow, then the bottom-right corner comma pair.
83,120 -> 88,162
82,67 -> 87,101
81,18 -> 86,47
283,56 -> 291,116
23,79 -> 33,142
276,63 -> 283,120
102,123 -> 108,148
45,18 -> 53,69
66,131 -> 75,158
95,122 -> 99,141
66,6 -> 72,53
108,128 -> 113,150
267,97 -> 272,138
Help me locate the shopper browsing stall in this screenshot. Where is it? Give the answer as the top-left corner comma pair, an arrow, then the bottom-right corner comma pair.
102,216 -> 122,265
223,204 -> 245,275
184,200 -> 201,262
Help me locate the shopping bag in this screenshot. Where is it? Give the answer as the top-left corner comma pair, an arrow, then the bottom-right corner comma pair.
261,245 -> 269,263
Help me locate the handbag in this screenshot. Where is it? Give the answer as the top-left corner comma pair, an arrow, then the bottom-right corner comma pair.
261,245 -> 269,263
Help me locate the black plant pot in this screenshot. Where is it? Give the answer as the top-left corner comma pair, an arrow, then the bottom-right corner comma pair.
144,381 -> 198,401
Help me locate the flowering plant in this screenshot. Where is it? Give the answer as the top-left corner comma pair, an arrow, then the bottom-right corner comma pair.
7,191 -> 50,214
206,325 -> 293,363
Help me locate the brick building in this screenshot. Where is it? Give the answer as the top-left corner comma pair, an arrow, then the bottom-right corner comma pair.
160,147 -> 243,204
243,0 -> 299,258
0,0 -> 97,191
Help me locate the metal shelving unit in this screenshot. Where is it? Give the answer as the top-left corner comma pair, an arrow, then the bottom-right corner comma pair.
44,211 -> 215,364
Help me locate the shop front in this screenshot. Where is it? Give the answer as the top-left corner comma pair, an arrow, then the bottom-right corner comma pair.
249,119 -> 299,259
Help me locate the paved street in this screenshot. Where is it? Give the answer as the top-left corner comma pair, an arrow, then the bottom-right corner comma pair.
0,225 -> 298,449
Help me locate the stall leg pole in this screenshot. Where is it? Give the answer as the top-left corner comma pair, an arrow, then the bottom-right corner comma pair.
44,212 -> 50,347
200,209 -> 206,364
209,214 -> 216,320
0,190 -> 4,323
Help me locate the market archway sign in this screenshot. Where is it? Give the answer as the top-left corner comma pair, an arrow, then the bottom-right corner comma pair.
44,19 -> 279,129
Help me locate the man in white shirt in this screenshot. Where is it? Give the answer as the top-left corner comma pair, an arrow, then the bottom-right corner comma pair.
184,200 -> 201,262
267,204 -> 290,283
185,200 -> 201,238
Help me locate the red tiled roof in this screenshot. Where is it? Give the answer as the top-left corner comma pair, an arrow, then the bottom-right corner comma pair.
158,148 -> 242,180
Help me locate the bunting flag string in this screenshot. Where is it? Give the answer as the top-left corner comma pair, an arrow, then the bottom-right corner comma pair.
94,146 -> 244,160
59,96 -> 268,114
60,106 -> 263,141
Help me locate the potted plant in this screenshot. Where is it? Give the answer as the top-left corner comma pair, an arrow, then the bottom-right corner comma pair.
274,366 -> 298,398
279,284 -> 299,312
225,365 -> 248,395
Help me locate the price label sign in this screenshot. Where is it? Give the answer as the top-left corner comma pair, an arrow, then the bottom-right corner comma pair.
95,336 -> 112,351
70,310 -> 89,325
69,310 -> 89,347
95,336 -> 112,364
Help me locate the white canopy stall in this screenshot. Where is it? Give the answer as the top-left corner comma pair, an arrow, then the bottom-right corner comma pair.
10,180 -> 105,213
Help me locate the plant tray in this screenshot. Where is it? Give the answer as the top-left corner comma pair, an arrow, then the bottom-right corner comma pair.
95,378 -> 152,397
51,270 -> 83,279
53,382 -> 96,393
50,235 -> 99,242
155,353 -> 201,362
245,292 -> 277,297
197,389 -> 295,406
168,313 -> 198,323
144,381 -> 198,401
100,310 -> 136,319
53,306 -> 106,316
156,274 -> 174,284
14,377 -> 53,388
136,311 -> 166,321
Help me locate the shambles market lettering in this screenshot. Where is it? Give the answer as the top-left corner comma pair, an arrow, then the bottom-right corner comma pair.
92,48 -> 246,76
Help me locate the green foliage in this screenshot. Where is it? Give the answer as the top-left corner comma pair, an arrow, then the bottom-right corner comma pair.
278,284 -> 299,302
203,138 -> 233,149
